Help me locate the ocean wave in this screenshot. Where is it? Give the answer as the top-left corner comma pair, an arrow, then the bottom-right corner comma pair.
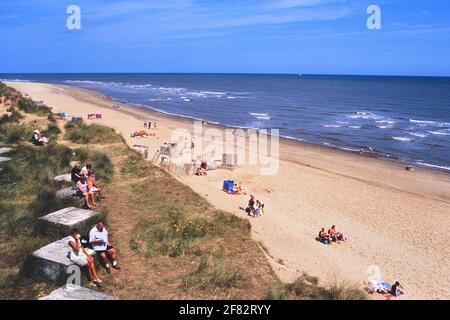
410,119 -> 450,127
249,112 -> 269,116
321,124 -> 342,128
349,126 -> 362,129
65,80 -> 111,86
406,132 -> 427,138
415,162 -> 450,171
1,78 -> 31,82
376,120 -> 395,124
347,111 -> 383,120
148,98 -> 172,101
427,129 -> 450,136
392,137 -> 412,142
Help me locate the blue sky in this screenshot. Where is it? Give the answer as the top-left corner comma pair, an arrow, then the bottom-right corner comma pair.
0,0 -> 449,75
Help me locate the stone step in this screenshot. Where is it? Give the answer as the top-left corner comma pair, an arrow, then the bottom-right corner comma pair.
39,284 -> 119,300
0,156 -> 12,165
25,237 -> 74,282
54,173 -> 72,183
0,147 -> 13,155
39,207 -> 101,236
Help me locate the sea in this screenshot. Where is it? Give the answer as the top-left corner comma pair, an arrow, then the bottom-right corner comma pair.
2,73 -> 450,171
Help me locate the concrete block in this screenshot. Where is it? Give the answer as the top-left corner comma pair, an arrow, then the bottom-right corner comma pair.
40,284 -> 118,300
0,156 -> 12,165
0,147 -> 12,155
26,237 -> 74,281
39,207 -> 101,236
54,173 -> 72,183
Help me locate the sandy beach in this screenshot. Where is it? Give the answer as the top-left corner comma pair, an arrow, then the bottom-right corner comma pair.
6,81 -> 450,300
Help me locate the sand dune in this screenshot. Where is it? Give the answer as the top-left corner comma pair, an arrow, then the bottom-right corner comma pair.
6,81 -> 450,300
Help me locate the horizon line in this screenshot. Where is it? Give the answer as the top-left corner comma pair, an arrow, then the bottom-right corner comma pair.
1,72 -> 449,78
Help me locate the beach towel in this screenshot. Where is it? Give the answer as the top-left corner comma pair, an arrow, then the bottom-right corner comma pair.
60,112 -> 67,118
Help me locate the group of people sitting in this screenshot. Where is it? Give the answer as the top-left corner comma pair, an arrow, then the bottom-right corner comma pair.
245,195 -> 265,218
71,162 -> 105,209
195,160 -> 208,176
31,130 -> 49,146
318,225 -> 347,244
131,130 -> 154,139
68,222 -> 121,287
365,279 -> 406,298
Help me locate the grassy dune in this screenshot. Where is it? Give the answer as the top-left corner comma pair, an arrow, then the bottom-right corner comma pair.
0,82 -> 366,300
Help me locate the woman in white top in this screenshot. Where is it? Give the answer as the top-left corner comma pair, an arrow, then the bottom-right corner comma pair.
68,228 -> 102,286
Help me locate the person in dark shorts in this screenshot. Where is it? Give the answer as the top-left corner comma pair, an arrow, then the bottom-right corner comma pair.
71,162 -> 82,183
89,222 -> 121,274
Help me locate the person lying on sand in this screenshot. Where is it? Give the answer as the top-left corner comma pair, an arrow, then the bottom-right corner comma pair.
318,228 -> 331,244
328,225 -> 347,243
76,176 -> 96,209
387,281 -> 406,297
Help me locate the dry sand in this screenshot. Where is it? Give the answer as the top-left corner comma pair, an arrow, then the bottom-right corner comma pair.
6,81 -> 450,300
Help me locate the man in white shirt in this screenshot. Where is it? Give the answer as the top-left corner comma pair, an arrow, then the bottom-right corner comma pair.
89,222 -> 121,274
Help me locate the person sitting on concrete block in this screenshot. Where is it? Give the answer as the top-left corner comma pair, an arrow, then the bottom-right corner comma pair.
89,222 -> 121,274
69,228 -> 102,287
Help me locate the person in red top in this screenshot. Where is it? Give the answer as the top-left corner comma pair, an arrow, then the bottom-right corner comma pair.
87,171 -> 105,199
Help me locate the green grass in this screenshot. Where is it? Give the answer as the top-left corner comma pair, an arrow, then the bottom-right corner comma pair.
42,123 -> 61,140
182,256 -> 245,293
0,142 -> 114,299
266,273 -> 367,300
17,98 -> 52,115
0,123 -> 31,144
0,108 -> 23,125
64,120 -> 121,144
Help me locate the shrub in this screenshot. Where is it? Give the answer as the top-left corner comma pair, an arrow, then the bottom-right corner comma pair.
182,256 -> 245,292
43,123 -> 61,140
266,273 -> 367,300
65,120 -> 121,144
0,123 -> 31,144
17,98 -> 51,115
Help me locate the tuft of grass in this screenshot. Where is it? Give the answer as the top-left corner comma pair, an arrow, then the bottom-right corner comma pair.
0,123 -> 31,144
182,256 -> 245,293
0,108 -> 23,125
65,120 -> 121,144
17,98 -> 51,115
266,281 -> 288,300
266,273 -> 367,300
42,123 -> 61,140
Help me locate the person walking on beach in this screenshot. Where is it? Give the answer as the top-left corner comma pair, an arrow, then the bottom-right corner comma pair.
89,222 -> 121,274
